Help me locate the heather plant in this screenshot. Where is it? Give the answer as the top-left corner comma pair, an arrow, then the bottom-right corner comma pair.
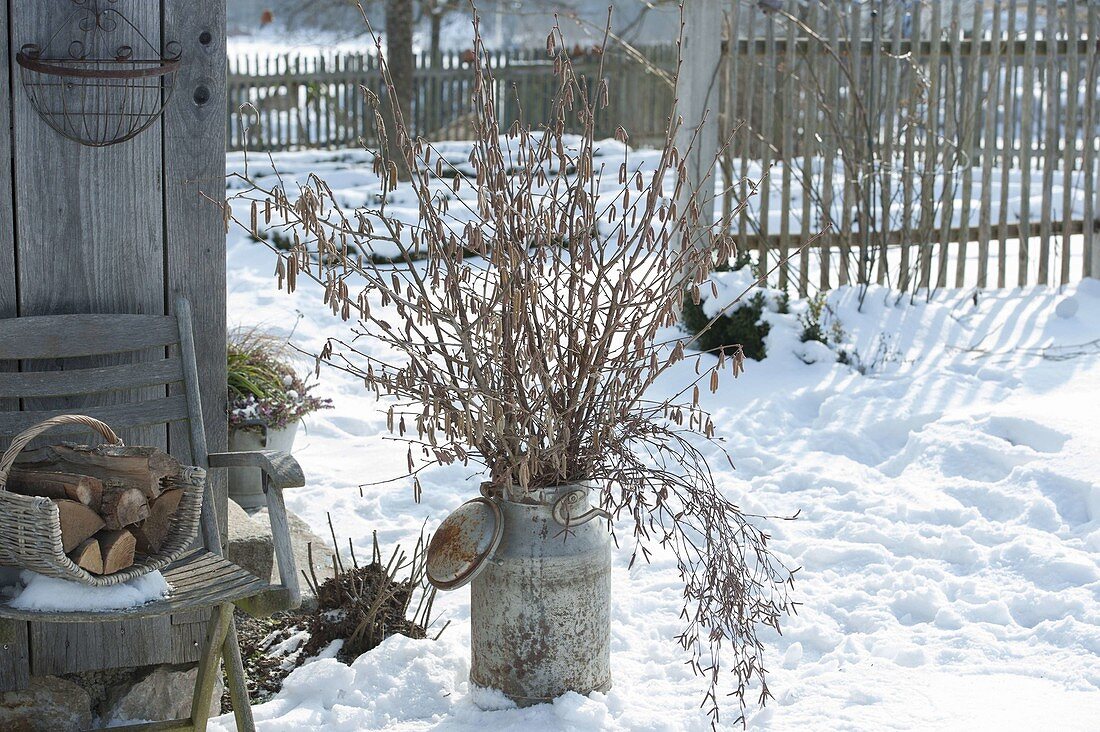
225,8 -> 800,725
227,329 -> 332,431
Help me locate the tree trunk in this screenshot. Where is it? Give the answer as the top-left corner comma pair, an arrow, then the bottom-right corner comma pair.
385,0 -> 415,181
430,11 -> 442,68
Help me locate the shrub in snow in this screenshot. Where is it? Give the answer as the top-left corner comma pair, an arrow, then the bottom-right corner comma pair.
792,292 -> 899,374
681,256 -> 788,362
227,13 -> 798,725
798,292 -> 845,348
683,291 -> 770,360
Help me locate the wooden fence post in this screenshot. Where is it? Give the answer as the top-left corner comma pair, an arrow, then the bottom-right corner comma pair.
674,0 -> 723,254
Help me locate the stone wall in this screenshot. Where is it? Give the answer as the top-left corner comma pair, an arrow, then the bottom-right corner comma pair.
0,664 -> 222,731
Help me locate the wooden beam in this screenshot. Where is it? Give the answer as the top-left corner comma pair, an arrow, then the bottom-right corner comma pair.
0,0 -> 15,325
737,219 -> 1090,256
729,38 -> 1099,58
1089,4 -> 1100,279
0,314 -> 180,360
164,0 -> 229,542
674,0 -> 723,252
0,0 -> 20,522
190,603 -> 232,732
0,619 -> 30,692
28,618 -> 204,677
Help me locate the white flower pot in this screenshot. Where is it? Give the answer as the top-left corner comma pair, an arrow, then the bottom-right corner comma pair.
227,421 -> 299,509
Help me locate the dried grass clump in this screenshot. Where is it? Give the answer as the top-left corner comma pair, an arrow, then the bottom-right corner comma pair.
227,529 -> 439,709
225,6 -> 799,725
299,528 -> 442,662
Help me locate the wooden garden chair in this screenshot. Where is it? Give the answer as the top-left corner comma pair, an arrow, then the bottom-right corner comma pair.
0,299 -> 303,731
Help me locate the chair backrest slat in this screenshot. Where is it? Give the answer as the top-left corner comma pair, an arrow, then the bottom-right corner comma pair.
0,303 -> 216,563
0,356 -> 185,399
0,315 -> 179,359
0,395 -> 192,439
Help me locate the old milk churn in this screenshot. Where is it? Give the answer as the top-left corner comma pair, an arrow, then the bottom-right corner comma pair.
426,482 -> 612,706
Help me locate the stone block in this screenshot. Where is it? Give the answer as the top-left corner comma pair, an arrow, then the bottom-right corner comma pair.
104,663 -> 222,724
228,498 -> 274,582
0,676 -> 93,732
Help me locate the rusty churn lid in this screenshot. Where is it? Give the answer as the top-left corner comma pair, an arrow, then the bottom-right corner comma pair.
426,496 -> 503,591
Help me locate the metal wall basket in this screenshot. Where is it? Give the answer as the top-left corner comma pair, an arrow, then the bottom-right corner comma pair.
16,1 -> 181,147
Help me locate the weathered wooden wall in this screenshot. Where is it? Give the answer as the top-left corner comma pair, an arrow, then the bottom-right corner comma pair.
165,0 -> 229,542
0,0 -> 14,328
0,0 -> 22,691
0,0 -> 226,687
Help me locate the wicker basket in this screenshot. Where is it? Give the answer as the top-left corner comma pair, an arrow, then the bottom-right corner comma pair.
0,415 -> 204,587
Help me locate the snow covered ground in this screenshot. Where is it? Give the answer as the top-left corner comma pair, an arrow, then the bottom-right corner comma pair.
227,144 -> 1094,292
215,147 -> 1100,730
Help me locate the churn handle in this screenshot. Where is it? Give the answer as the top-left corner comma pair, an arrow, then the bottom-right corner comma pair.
551,488 -> 611,528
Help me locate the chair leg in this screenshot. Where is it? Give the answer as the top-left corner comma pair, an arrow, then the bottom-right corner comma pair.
223,621 -> 256,732
191,603 -> 234,732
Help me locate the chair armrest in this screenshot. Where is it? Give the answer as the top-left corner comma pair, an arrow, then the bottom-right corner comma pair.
208,450 -> 303,609
207,450 -> 305,490
261,482 -> 301,609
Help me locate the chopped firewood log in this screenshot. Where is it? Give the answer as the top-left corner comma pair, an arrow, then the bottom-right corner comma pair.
98,529 -> 137,574
7,468 -> 103,510
54,499 -> 107,553
14,443 -> 183,499
132,488 -> 184,554
69,537 -> 104,574
100,481 -> 151,530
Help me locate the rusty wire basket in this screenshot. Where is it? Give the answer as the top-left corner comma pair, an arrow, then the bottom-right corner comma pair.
0,415 -> 203,587
15,0 -> 181,147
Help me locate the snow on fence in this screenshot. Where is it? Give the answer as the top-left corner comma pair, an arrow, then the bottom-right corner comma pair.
227,0 -> 1100,293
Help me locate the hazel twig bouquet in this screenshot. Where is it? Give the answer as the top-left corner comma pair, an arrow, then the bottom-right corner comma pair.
226,9 -> 797,725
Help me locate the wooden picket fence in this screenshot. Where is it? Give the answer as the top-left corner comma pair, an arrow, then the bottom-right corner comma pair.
722,0 -> 1100,294
226,46 -> 675,151
227,0 -> 1100,293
